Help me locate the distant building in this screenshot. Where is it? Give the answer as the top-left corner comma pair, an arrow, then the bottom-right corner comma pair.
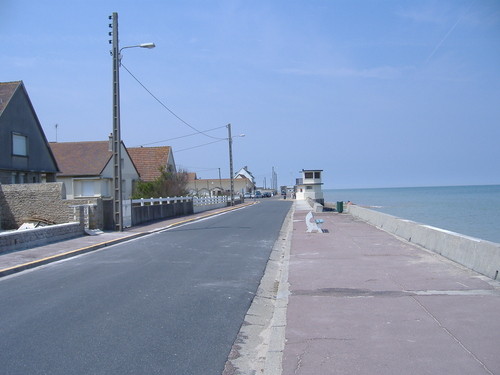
234,166 -> 255,185
186,173 -> 254,197
0,81 -> 59,184
295,169 -> 324,204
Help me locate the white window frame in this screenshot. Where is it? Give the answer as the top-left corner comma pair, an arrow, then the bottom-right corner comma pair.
12,133 -> 28,156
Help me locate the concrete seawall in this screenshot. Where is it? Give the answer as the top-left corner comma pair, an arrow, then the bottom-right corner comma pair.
346,204 -> 500,280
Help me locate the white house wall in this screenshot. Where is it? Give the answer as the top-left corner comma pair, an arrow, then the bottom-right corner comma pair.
101,144 -> 139,200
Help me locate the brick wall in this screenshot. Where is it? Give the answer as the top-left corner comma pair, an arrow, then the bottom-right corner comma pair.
0,182 -> 73,229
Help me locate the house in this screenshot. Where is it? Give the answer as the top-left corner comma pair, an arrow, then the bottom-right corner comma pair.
0,81 -> 59,184
127,146 -> 176,182
234,166 -> 255,185
295,169 -> 324,204
186,173 -> 254,197
49,139 -> 139,200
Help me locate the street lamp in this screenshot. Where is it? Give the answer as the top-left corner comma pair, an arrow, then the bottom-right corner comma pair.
109,12 -> 155,231
227,123 -> 245,206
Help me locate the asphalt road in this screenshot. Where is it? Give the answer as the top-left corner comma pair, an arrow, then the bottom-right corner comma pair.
0,199 -> 292,375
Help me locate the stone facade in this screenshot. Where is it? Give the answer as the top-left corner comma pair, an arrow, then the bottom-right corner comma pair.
64,197 -> 114,230
0,182 -> 72,229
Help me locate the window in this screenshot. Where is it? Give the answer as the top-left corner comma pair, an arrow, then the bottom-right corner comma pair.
81,180 -> 95,196
304,172 -> 313,179
314,172 -> 321,179
12,133 -> 28,156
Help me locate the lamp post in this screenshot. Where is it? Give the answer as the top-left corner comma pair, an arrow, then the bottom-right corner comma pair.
109,12 -> 155,231
226,123 -> 245,206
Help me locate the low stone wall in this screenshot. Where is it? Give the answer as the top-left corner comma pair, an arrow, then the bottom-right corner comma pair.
64,198 -> 113,230
0,183 -> 71,229
0,222 -> 84,253
346,204 -> 500,280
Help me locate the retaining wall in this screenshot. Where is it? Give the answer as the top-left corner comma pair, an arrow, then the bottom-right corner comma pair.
131,201 -> 193,226
346,205 -> 500,280
0,222 -> 84,253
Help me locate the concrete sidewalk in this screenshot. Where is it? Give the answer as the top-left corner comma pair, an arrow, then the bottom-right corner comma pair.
282,202 -> 500,374
0,202 -> 255,277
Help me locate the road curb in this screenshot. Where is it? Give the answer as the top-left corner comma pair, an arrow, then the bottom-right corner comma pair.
222,202 -> 294,374
0,202 -> 257,278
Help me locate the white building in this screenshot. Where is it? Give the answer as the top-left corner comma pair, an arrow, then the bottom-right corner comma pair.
295,169 -> 324,204
234,166 -> 255,186
49,140 -> 139,200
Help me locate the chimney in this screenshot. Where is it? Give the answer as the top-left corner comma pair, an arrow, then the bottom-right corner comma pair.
108,133 -> 113,152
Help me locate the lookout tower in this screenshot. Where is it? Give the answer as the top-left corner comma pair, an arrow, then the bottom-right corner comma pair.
295,169 -> 324,204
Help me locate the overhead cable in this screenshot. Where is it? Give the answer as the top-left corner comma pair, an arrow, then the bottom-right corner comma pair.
121,62 -> 225,141
175,139 -> 226,152
134,125 -> 227,147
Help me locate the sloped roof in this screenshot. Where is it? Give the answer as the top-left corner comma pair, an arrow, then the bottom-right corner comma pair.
1,81 -> 60,173
49,141 -> 112,176
0,81 -> 21,115
128,146 -> 172,182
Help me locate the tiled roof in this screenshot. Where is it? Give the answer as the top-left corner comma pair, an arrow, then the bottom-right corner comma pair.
49,141 -> 112,176
0,81 -> 22,115
128,146 -> 172,182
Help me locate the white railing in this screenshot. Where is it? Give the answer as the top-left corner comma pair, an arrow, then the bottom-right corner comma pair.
131,196 -> 229,207
129,195 -> 231,222
131,196 -> 193,206
193,196 -> 228,206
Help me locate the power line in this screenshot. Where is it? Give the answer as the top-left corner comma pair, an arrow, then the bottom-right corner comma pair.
133,125 -> 227,147
121,62 -> 225,141
175,139 -> 226,152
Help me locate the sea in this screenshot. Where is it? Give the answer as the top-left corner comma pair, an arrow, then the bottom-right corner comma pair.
323,185 -> 500,244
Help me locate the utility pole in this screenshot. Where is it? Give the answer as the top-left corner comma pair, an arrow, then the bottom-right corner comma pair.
227,123 -> 234,206
110,12 -> 123,231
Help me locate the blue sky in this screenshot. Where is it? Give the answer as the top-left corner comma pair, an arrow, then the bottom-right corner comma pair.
2,0 -> 499,189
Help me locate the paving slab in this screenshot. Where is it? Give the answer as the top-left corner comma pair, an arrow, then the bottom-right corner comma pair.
283,209 -> 500,375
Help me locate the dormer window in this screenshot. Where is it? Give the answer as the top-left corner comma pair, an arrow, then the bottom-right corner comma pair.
12,133 -> 28,156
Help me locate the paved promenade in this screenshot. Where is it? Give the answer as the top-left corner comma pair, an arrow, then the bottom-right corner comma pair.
283,200 -> 500,375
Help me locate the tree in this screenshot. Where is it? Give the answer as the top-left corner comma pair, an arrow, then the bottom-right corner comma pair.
132,167 -> 189,198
